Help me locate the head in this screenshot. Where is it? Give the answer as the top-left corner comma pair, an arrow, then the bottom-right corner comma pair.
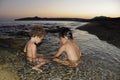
59,27 -> 73,44
29,26 -> 46,44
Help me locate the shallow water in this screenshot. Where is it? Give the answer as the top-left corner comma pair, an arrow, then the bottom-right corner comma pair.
0,20 -> 120,80
0,20 -> 87,39
36,24 -> 120,80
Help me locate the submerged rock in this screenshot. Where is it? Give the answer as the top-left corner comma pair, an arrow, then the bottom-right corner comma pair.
0,25 -> 120,80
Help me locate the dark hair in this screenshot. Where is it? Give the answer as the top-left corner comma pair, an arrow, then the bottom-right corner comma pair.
29,26 -> 46,38
59,27 -> 73,39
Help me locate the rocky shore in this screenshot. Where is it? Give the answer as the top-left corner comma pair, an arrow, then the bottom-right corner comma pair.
0,25 -> 120,80
77,21 -> 120,48
1,38 -> 119,80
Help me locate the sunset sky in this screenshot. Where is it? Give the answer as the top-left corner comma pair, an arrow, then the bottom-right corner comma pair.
0,0 -> 120,19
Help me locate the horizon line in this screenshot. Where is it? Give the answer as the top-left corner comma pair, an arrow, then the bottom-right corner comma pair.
0,15 -> 120,20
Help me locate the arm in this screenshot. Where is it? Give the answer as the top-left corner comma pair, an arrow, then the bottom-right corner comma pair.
54,45 -> 66,58
24,45 -> 27,53
23,45 -> 27,57
31,44 -> 38,58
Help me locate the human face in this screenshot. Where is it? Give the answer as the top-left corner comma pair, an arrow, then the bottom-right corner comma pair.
59,37 -> 67,44
35,36 -> 44,44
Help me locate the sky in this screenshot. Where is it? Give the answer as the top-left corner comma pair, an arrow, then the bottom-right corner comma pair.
0,0 -> 120,19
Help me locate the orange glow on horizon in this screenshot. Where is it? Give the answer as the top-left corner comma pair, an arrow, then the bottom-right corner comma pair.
0,0 -> 120,19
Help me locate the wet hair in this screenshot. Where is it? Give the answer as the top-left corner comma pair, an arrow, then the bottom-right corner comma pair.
29,26 -> 46,38
59,27 -> 73,39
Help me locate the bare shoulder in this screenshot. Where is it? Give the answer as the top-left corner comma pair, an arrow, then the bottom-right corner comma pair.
60,44 -> 66,51
25,42 -> 36,51
73,41 -> 80,48
30,43 -> 36,50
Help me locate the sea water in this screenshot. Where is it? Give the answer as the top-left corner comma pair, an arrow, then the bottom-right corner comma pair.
0,19 -> 87,38
0,19 -> 120,79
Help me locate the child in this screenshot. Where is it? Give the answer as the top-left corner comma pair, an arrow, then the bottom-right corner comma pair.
53,27 -> 81,67
24,26 -> 48,72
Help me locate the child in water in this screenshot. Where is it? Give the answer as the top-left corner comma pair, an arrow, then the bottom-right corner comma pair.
24,26 -> 48,72
53,27 -> 81,67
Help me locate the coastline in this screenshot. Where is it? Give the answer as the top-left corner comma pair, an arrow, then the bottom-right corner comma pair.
0,21 -> 120,80
0,38 -> 119,80
77,21 -> 120,48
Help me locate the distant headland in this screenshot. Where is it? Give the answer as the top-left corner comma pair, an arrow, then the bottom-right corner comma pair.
15,16 -> 88,22
15,16 -> 120,22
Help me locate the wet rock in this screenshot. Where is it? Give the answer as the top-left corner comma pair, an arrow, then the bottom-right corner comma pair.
16,31 -> 29,37
0,24 -> 120,80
